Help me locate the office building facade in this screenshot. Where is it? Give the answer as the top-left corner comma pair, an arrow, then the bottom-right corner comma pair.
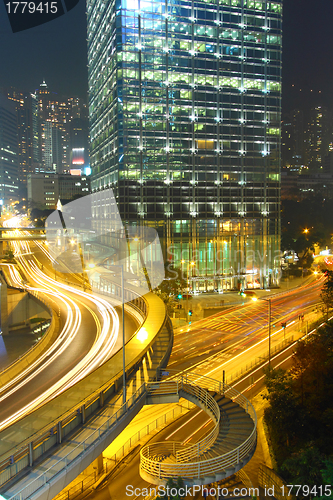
27,172 -> 91,210
37,81 -> 89,174
87,0 -> 282,290
308,106 -> 332,172
0,94 -> 19,204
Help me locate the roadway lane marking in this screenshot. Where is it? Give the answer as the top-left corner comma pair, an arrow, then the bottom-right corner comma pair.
165,410 -> 203,440
182,419 -> 211,444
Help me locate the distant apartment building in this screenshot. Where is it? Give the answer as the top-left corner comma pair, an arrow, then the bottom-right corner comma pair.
307,106 -> 332,171
6,88 -> 40,187
281,109 -> 306,171
281,170 -> 333,200
37,81 -> 89,174
0,93 -> 19,204
27,172 -> 90,209
3,83 -> 89,187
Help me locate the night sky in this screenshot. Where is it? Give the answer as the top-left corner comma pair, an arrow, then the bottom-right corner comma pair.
0,0 -> 333,113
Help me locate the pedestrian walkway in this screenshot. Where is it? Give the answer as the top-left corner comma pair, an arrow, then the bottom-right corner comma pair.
241,389 -> 272,499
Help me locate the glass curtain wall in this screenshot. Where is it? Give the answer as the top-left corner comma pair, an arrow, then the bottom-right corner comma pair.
87,0 -> 282,291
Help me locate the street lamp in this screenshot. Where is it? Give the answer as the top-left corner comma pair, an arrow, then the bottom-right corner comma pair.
255,296 -> 272,370
181,260 -> 195,322
110,264 -> 126,404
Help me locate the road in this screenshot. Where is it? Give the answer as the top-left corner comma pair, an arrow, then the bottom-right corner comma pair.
79,275 -> 325,499
169,277 -> 323,380
89,406 -> 212,500
0,226 -> 138,430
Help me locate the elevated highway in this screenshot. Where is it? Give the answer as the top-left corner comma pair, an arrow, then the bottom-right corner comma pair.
0,236 -> 257,500
0,291 -> 173,500
0,239 -> 139,428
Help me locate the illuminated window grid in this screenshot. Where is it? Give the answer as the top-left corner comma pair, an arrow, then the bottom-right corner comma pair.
87,0 -> 282,287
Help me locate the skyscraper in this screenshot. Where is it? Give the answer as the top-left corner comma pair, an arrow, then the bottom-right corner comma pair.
0,94 -> 19,204
6,88 -> 40,188
281,109 -> 305,172
87,0 -> 282,291
37,81 -> 89,174
308,106 -> 332,172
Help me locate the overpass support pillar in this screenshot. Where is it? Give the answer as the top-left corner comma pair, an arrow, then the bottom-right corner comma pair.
57,421 -> 62,444
99,392 -> 104,407
29,442 -> 33,467
83,454 -> 103,477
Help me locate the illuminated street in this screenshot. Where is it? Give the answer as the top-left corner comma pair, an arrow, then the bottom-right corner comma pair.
170,277 -> 323,377
0,225 -> 138,430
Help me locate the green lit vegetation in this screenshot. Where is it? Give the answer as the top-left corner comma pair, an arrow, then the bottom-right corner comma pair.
264,320 -> 333,499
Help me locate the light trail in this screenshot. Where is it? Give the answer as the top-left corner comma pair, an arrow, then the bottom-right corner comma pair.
182,419 -> 211,445
0,225 -> 124,430
165,409 -> 203,440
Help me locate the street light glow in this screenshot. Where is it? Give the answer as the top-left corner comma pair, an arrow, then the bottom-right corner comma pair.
137,328 -> 148,342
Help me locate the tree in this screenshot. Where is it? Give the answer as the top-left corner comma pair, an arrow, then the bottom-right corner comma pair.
3,248 -> 15,262
320,270 -> 333,319
156,477 -> 186,500
154,265 -> 187,316
281,447 -> 325,499
314,459 -> 333,499
263,368 -> 305,465
264,321 -> 333,485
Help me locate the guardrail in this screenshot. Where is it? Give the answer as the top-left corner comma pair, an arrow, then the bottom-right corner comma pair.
176,383 -> 220,461
140,371 -> 256,483
146,380 -> 220,463
5,384 -> 148,500
258,464 -> 292,500
0,292 -> 170,496
3,369 -> 248,500
54,401 -> 196,500
0,258 -> 147,391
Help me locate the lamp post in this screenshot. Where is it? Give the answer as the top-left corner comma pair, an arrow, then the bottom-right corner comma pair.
181,260 -> 195,322
111,264 -> 126,404
267,298 -> 272,370
253,296 -> 272,370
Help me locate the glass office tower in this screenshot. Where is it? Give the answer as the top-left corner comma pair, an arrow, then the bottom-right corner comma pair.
87,0 -> 282,291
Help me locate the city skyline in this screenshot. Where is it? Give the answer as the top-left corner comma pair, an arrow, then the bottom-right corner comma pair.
1,0 -> 333,112
1,0 -> 333,496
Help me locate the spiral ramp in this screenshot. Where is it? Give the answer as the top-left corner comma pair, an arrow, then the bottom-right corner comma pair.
140,372 -> 257,486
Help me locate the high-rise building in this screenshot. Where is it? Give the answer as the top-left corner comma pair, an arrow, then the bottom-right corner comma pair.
281,109 -> 305,172
69,118 -> 90,169
87,0 -> 282,290
41,122 -> 63,172
0,94 -> 19,204
6,88 -> 40,188
308,106 -> 332,171
27,172 -> 91,209
37,81 -> 89,174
